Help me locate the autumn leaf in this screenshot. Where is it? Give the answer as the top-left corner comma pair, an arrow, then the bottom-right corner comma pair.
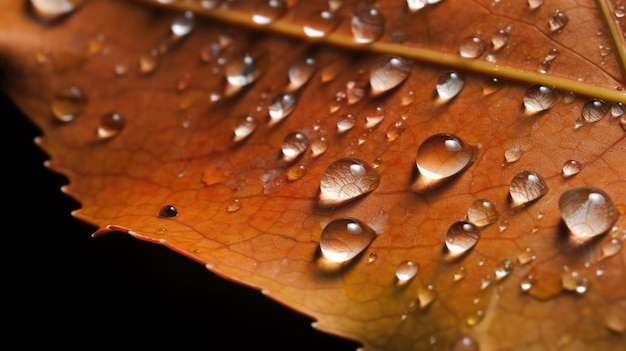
2,0 -> 626,350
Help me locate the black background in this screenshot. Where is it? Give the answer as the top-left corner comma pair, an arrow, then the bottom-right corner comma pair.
3,90 -> 361,350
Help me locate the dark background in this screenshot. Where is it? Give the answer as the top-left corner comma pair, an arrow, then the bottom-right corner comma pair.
3,90 -> 361,350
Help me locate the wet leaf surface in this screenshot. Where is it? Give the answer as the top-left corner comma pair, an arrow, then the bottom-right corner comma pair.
2,0 -> 626,350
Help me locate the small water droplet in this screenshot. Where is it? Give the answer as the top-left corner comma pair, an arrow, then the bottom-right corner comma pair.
414,133 -> 476,191
252,0 -> 288,25
466,309 -> 485,326
30,0 -> 83,21
336,113 -> 357,133
611,102 -> 625,117
491,27 -> 510,51
368,251 -> 378,263
51,85 -> 87,122
600,237 -> 623,259
466,199 -> 499,228
453,265 -> 466,281
605,300 -> 626,334
459,36 -> 487,58
138,51 -> 159,74
225,54 -> 261,95
522,84 -> 557,114
538,48 -> 559,73
311,136 -> 329,157
417,284 -> 437,308
520,274 -> 536,292
97,112 -> 125,140
351,7 -> 385,44
319,158 -> 380,206
509,170 -> 548,207
199,35 -> 231,63
445,221 -> 481,259
559,187 -> 619,243
495,259 -> 514,280
480,274 -> 493,289
527,0 -> 542,10
370,56 -> 412,96
436,71 -> 465,102
171,11 -> 196,37
561,270 -> 589,294
268,93 -> 297,125
319,217 -> 377,263
482,77 -> 503,95
562,159 -> 582,177
581,99 -> 609,122
287,164 -> 307,182
303,10 -> 339,38
504,145 -> 522,163
287,57 -> 317,91
396,260 -> 419,282
385,120 -> 406,142
517,247 -> 536,265
233,115 -> 258,142
548,10 -> 569,33
282,132 -> 309,162
450,334 -> 479,351
158,204 -> 178,217
227,198 -> 242,212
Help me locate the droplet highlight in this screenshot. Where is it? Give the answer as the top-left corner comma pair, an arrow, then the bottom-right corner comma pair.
509,171 -> 548,207
319,158 -> 380,207
319,217 -> 377,263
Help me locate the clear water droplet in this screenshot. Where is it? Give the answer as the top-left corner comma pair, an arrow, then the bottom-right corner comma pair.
97,112 -> 125,140
311,136 -> 329,157
561,270 -> 589,294
504,145 -> 522,163
562,159 -> 582,177
336,113 -> 357,133
482,77 -> 503,95
548,10 -> 569,33
605,300 -> 626,334
396,260 -> 419,282
450,334 -> 479,351
495,259 -> 514,280
445,221 -> 481,259
199,35 -> 231,63
227,198 -> 242,212
414,133 -> 476,191
303,10 -> 339,38
351,7 -> 385,44
319,158 -> 380,206
138,52 -> 159,74
436,71 -> 465,102
370,56 -> 412,96
498,219 -> 509,232
171,11 -> 196,37
385,120 -> 406,142
491,27 -> 510,51
459,36 -> 487,58
368,251 -> 378,263
252,0 -> 288,25
466,309 -> 485,326
611,102 -> 625,117
520,275 -> 536,292
233,115 -> 258,142
407,0 -> 428,12
517,247 -> 536,265
417,285 -> 437,308
225,54 -> 261,95
158,204 -> 178,217
509,170 -> 548,207
453,265 -> 466,281
30,0 -> 83,21
480,274 -> 492,289
522,84 -> 557,114
581,99 -> 609,123
364,106 -> 385,128
466,199 -> 499,228
287,57 -> 317,91
268,93 -> 297,125
600,237 -> 623,259
559,187 -> 619,242
616,5 -> 626,18
51,85 -> 87,123
319,217 -> 377,263
538,48 -> 559,73
527,0 -> 542,10
282,132 -> 309,162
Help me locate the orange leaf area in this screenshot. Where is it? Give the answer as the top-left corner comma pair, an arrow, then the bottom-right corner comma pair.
2,0 -> 626,350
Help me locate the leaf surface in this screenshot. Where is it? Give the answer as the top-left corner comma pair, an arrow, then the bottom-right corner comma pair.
1,0 -> 626,350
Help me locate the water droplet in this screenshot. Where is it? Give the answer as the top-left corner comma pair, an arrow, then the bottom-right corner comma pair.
548,10 -> 569,33
252,0 -> 288,25
517,247 -> 536,265
227,198 -> 242,212
138,51 -> 159,74
520,275 -> 536,292
600,237 -> 623,259
171,11 -> 196,37
336,113 -> 357,133
538,48 -> 559,73
199,35 -> 231,63
30,0 -> 83,21
311,136 -> 329,157
504,145 -> 522,163
458,36 -> 487,58
370,56 -> 412,96
611,102 -> 625,117
159,204 -> 178,217
396,260 -> 419,282
453,265 -> 466,281
616,5 -> 626,18
51,85 -> 87,122
233,115 -> 258,143
562,159 -> 582,177
527,0 -> 542,10
482,77 -> 503,95
466,309 -> 485,326
498,219 -> 509,232
282,132 -> 309,162
351,7 -> 385,44
303,10 -> 339,38
581,99 -> 609,123
561,270 -> 589,294
495,259 -> 514,280
491,27 -> 510,51
319,158 -> 380,206
450,334 -> 479,351
436,71 -> 465,102
522,84 -> 557,115
319,217 -> 377,263
97,112 -> 125,140
466,199 -> 499,228
605,300 -> 626,334
414,133 -> 476,191
368,251 -> 378,263
287,164 -> 307,182
287,57 -> 317,91
365,106 -> 385,128
268,93 -> 297,125
559,187 -> 619,242
345,80 -> 366,104
385,120 -> 406,142
417,285 -> 437,308
406,0 -> 428,12
509,171 -> 548,207
445,221 -> 481,259
225,54 -> 261,95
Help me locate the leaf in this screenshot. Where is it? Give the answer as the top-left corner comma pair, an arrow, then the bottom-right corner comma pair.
2,0 -> 626,350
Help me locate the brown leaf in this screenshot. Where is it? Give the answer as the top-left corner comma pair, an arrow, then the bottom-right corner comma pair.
2,0 -> 626,350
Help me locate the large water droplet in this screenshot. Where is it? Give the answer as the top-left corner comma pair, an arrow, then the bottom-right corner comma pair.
396,260 -> 419,282
268,93 -> 297,125
466,199 -> 499,228
287,57 -> 317,91
445,221 -> 481,259
562,159 -> 582,177
351,7 -> 385,44
605,300 -> 626,334
97,112 -> 125,140
522,84 -> 557,115
252,0 -> 288,25
233,115 -> 258,142
319,158 -> 380,207
51,85 -> 87,122
159,204 -> 178,218
559,187 -> 619,243
458,36 -> 487,58
30,0 -> 83,21
282,132 -> 309,162
171,11 -> 196,37
319,217 -> 377,263
436,71 -> 464,102
369,56 -> 412,96
303,10 -> 339,38
581,99 -> 609,123
548,10 -> 569,33
414,133 -> 476,191
509,171 -> 548,207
